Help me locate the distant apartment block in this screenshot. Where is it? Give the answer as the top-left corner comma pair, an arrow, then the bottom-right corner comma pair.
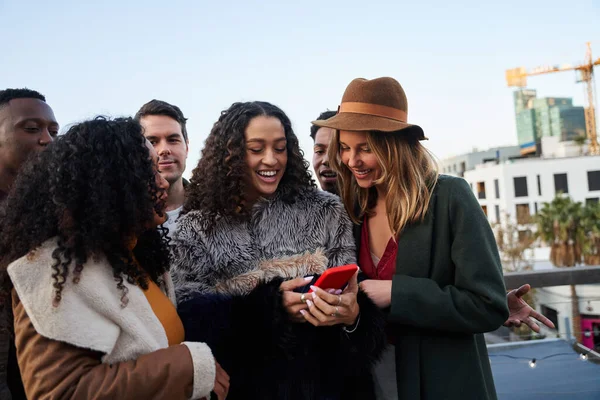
463,153 -> 600,226
513,89 -> 586,156
439,146 -> 521,177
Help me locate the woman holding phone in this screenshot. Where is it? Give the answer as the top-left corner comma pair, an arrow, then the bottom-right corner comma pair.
311,77 -> 510,400
170,101 -> 386,399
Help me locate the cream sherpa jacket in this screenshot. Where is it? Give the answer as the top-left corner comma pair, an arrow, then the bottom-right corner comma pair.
8,238 -> 215,400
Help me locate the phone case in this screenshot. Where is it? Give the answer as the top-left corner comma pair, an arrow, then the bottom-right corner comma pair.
307,264 -> 358,292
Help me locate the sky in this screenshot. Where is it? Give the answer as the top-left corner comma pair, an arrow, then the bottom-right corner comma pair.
2,0 -> 599,178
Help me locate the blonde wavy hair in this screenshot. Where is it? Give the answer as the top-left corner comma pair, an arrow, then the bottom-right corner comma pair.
329,130 -> 439,238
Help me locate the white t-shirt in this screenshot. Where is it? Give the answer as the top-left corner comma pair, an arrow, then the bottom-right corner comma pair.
161,206 -> 183,239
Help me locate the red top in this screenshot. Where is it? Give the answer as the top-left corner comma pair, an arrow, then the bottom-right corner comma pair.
358,217 -> 398,280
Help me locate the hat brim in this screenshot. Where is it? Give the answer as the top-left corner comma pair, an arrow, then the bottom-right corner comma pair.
312,113 -> 427,140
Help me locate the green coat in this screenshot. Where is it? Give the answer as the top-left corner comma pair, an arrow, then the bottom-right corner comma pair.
355,175 -> 509,400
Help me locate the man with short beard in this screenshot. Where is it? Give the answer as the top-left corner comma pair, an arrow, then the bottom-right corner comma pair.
135,100 -> 189,237
310,110 -> 338,195
0,88 -> 58,400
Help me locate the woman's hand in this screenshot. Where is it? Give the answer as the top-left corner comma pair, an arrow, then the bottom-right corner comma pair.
504,284 -> 555,332
359,279 -> 392,309
213,359 -> 230,400
279,276 -> 315,322
300,272 -> 360,327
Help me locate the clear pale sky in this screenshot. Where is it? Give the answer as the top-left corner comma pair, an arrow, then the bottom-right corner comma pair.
2,0 -> 599,177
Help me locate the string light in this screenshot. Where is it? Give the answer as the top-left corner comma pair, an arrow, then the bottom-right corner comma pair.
532,298 -> 600,305
494,330 -> 600,340
529,358 -> 537,368
489,351 -> 593,368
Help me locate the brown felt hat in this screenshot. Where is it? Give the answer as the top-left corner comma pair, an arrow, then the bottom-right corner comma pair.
312,77 -> 427,140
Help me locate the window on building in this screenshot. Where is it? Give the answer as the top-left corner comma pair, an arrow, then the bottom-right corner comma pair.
481,205 -> 488,216
513,177 -> 528,197
537,174 -> 542,196
541,305 -> 559,330
586,198 -> 599,205
494,179 -> 500,199
554,173 -> 569,194
477,182 -> 486,199
516,203 -> 531,224
459,161 -> 466,177
534,202 -> 538,214
494,205 -> 500,223
518,229 -> 533,244
588,170 -> 600,191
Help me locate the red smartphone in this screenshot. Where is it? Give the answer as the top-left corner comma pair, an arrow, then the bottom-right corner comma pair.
308,264 -> 358,293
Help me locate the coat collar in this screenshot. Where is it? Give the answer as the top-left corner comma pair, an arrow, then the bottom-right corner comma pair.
8,238 -> 174,363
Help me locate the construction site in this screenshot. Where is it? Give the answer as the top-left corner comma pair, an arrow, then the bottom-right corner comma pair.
506,42 -> 600,157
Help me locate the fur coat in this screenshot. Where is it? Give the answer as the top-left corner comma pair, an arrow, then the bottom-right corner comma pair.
171,189 -> 386,399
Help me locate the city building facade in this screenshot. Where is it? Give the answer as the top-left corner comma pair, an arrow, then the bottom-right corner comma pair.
513,89 -> 586,156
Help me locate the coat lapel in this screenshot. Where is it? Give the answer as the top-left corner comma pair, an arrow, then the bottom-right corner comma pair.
394,191 -> 437,279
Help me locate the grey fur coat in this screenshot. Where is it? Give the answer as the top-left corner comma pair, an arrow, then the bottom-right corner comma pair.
171,188 -> 356,299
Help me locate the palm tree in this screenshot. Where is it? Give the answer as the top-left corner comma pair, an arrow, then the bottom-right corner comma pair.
535,194 -> 584,342
581,201 -> 600,266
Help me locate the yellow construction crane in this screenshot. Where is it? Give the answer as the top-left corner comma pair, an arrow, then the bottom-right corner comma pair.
506,42 -> 600,155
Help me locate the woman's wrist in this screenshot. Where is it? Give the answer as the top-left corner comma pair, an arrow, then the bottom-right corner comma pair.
343,312 -> 361,333
344,307 -> 360,326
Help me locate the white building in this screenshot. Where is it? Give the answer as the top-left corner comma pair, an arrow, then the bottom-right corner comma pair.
439,145 -> 521,177
463,139 -> 600,349
463,151 -> 600,226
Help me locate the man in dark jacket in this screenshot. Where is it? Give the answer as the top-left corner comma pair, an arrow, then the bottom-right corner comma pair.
0,88 -> 58,400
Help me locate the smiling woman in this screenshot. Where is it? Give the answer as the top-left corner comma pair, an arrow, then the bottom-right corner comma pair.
243,115 -> 288,202
313,77 -> 510,400
182,101 -> 313,232
170,101 -> 387,399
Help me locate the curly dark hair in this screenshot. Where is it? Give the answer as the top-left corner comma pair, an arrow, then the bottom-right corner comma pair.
0,117 -> 170,307
310,110 -> 337,140
184,101 -> 315,232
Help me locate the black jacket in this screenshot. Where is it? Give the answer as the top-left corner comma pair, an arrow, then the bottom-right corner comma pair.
179,278 -> 386,400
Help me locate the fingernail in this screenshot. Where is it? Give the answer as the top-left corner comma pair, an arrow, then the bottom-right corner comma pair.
310,285 -> 318,292
312,292 -> 317,299
299,310 -> 306,315
335,289 -> 342,295
304,276 -> 314,281
327,289 -> 335,294
306,300 -> 313,307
